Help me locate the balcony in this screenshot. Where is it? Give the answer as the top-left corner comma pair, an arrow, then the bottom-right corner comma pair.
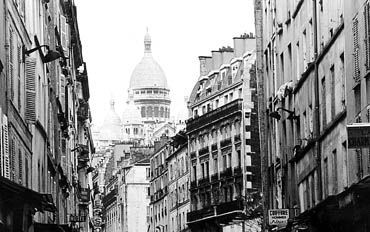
190,152 -> 196,159
233,166 -> 242,176
220,138 -> 232,148
190,181 -> 197,189
187,206 -> 215,222
77,99 -> 89,121
211,174 -> 219,182
199,147 -> 209,156
186,99 -> 242,133
211,144 -> 218,152
216,199 -> 243,215
220,167 -> 232,178
234,134 -> 241,143
187,199 -> 244,223
198,177 -> 210,186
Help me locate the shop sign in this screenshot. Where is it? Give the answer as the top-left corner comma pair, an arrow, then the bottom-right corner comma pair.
347,123 -> 370,148
70,214 -> 86,222
268,209 -> 289,226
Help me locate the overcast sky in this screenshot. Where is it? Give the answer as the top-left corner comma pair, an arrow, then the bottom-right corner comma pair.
76,0 -> 255,127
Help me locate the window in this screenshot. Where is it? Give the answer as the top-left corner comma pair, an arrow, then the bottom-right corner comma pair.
356,149 -> 363,180
354,84 -> 361,115
192,165 -> 197,181
215,99 -> 219,108
332,149 -> 337,193
224,95 -> 228,104
201,163 -> 205,179
227,153 -> 231,168
340,53 -> 345,109
238,88 -> 242,98
147,106 -> 153,117
206,162 -> 209,178
141,106 -> 146,117
353,17 -> 360,82
330,65 -> 335,118
229,92 -> 233,101
237,150 -> 241,167
323,157 -> 328,197
223,155 -> 227,170
214,158 -> 218,174
321,76 -> 326,125
364,2 -> 370,70
154,106 -> 159,117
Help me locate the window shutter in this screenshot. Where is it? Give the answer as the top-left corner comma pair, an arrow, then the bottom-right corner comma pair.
25,57 -> 36,123
60,14 -> 68,56
60,74 -> 65,112
10,138 -> 15,181
17,45 -> 21,111
365,2 -> 370,70
353,18 -> 360,83
0,110 -> 2,176
8,28 -> 14,101
2,115 -> 10,179
18,149 -> 22,185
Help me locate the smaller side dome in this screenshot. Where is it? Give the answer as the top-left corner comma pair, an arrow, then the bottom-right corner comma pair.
99,100 -> 122,141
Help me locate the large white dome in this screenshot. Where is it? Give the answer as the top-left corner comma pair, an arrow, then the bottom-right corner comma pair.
129,54 -> 168,89
129,30 -> 168,89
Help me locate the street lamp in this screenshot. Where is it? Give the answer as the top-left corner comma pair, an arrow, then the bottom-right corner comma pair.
269,107 -> 299,121
23,45 -> 63,63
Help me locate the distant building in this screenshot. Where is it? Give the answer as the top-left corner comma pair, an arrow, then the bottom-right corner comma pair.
148,136 -> 171,232
167,132 -> 190,232
186,34 -> 262,231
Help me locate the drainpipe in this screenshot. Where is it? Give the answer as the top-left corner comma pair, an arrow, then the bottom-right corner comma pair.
312,0 -> 323,202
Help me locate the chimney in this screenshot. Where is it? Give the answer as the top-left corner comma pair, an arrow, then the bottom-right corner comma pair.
244,33 -> 256,52
211,51 -> 222,70
233,37 -> 245,57
198,56 -> 212,76
221,51 -> 234,65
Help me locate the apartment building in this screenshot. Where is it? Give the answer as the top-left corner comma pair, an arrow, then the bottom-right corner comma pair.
256,0 -> 370,231
148,136 -> 170,232
167,132 -> 189,232
186,34 -> 261,232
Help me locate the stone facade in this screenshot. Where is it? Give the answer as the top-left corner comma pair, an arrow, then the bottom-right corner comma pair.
258,0 -> 370,231
0,1 -> 94,232
186,35 -> 261,232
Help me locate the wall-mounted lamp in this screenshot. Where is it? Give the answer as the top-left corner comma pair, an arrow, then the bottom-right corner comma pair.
269,107 -> 299,120
23,45 -> 62,63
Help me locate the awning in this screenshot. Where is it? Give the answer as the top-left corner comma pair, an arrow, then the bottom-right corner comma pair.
0,176 -> 57,212
34,223 -> 72,232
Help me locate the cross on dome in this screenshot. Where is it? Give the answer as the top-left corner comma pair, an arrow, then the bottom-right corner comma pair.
144,27 -> 151,53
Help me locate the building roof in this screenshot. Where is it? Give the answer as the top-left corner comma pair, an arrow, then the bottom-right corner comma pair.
129,30 -> 168,89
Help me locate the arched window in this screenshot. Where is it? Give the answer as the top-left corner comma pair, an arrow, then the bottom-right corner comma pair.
154,106 -> 159,117
160,107 -> 164,117
147,106 -> 153,117
141,106 -> 146,117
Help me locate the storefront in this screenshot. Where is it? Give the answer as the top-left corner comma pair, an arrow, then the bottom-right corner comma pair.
0,176 -> 56,232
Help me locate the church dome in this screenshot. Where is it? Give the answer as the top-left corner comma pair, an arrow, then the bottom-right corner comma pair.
99,100 -> 122,141
122,101 -> 142,125
129,30 -> 168,89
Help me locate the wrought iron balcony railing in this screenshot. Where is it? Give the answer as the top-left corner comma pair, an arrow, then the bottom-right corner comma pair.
186,99 -> 242,133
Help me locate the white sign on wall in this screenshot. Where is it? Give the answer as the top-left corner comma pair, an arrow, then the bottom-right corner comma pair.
268,209 -> 289,226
